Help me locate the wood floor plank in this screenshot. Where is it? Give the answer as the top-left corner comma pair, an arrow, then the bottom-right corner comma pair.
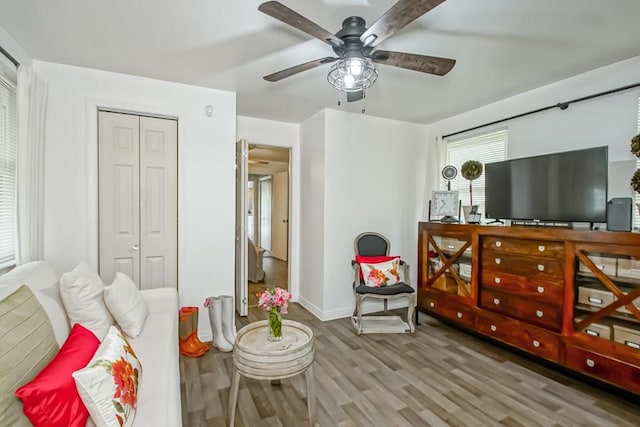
180,305 -> 640,426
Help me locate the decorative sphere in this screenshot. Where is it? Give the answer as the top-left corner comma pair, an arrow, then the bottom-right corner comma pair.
631,134 -> 640,158
461,160 -> 483,181
631,169 -> 640,194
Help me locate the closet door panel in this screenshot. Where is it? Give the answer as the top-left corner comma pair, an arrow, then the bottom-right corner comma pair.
98,111 -> 140,286
139,116 -> 178,289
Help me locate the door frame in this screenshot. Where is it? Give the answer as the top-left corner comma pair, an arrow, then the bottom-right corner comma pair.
237,140 -> 298,314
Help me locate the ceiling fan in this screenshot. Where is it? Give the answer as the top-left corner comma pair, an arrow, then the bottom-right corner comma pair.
258,0 -> 456,102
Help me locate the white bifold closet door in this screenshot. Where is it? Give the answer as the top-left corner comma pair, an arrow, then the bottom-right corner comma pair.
98,111 -> 178,289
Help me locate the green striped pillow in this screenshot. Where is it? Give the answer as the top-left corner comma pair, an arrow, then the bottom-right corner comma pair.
0,285 -> 59,427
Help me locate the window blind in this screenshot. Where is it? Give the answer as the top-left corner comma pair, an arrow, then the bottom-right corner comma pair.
445,128 -> 508,219
0,74 -> 17,269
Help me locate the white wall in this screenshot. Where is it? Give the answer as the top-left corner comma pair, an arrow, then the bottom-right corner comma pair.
297,109 -> 429,319
424,55 -> 640,202
35,60 -> 236,340
298,110 -> 326,317
237,116 -> 301,304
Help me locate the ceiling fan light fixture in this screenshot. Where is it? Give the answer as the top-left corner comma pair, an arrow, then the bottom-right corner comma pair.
327,57 -> 378,92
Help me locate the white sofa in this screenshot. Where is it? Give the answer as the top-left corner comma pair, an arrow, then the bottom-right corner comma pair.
0,261 -> 182,427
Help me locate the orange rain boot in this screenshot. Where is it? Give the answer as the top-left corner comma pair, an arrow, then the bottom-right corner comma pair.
179,307 -> 210,357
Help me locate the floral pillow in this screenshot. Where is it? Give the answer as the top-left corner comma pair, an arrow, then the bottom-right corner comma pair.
72,326 -> 141,427
360,258 -> 401,287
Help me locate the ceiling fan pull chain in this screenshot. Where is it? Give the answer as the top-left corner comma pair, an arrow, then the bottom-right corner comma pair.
362,90 -> 366,114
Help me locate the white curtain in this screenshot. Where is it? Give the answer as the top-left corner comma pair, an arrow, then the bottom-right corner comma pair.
16,65 -> 48,264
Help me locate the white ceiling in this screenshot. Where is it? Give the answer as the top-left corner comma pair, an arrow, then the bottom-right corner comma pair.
2,0 -> 640,124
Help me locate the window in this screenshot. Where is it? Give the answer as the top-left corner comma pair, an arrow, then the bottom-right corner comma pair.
444,128 -> 508,218
0,57 -> 17,269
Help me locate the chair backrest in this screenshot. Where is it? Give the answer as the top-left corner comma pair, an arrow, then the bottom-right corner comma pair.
354,232 -> 390,256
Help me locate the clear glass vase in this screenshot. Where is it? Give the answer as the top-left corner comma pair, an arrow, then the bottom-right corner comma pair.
267,308 -> 282,341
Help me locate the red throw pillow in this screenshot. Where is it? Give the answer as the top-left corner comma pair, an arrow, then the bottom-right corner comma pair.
15,323 -> 100,427
355,255 -> 400,280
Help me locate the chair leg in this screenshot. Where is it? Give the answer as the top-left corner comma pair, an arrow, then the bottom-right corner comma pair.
356,296 -> 364,335
383,299 -> 388,313
406,294 -> 417,333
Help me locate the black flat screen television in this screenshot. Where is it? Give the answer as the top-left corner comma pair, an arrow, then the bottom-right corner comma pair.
485,146 -> 608,223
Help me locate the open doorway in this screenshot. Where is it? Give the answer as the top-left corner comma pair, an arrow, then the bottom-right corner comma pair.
246,145 -> 290,307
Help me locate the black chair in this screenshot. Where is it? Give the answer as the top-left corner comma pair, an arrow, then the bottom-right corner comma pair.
351,232 -> 416,334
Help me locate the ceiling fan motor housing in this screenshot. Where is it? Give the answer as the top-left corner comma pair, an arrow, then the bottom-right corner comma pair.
332,16 -> 373,57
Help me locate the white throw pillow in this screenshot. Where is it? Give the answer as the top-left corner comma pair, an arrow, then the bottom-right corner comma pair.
73,326 -> 142,427
59,263 -> 114,340
360,258 -> 402,287
104,273 -> 149,338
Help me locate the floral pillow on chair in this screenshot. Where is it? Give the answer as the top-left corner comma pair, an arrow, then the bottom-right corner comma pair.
360,257 -> 401,287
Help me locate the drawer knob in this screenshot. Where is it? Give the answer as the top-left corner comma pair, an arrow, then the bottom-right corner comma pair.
493,298 -> 500,305
429,302 -> 435,308
495,257 -> 501,264
537,286 -> 545,294
494,277 -> 501,284
536,310 -> 544,318
490,324 -> 497,332
538,245 -> 545,252
532,340 -> 540,348
495,241 -> 502,248
586,358 -> 595,368
456,312 -> 463,319
447,245 -> 455,250
537,264 -> 545,272
625,340 -> 640,350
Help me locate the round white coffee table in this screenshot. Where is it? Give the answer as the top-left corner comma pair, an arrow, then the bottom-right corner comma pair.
227,319 -> 316,426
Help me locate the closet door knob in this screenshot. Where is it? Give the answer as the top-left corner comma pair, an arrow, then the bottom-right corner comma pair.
132,244 -> 139,251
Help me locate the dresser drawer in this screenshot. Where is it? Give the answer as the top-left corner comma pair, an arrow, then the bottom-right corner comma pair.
578,255 -> 617,276
565,345 -> 640,394
476,311 -> 561,362
613,324 -> 640,350
480,289 -> 562,332
422,294 -> 474,328
481,270 -> 563,304
577,286 -> 614,309
482,251 -> 563,279
434,236 -> 470,255
575,317 -> 612,340
482,237 -> 564,258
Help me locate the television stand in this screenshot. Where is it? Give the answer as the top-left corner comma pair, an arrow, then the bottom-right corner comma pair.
486,218 -> 504,225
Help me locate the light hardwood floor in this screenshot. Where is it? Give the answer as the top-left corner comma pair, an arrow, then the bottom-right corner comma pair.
180,305 -> 640,426
247,255 -> 288,307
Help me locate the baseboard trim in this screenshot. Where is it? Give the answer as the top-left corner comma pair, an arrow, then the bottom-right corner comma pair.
297,296 -> 410,322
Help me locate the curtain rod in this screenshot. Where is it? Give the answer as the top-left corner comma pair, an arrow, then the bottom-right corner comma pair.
0,45 -> 19,67
442,81 -> 640,140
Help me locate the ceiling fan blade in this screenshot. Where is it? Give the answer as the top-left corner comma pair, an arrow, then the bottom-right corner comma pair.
360,0 -> 447,48
263,57 -> 338,82
368,50 -> 455,75
258,1 -> 344,48
347,91 -> 364,103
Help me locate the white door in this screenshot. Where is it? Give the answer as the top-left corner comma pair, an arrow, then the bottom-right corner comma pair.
271,170 -> 289,261
139,116 -> 178,289
98,112 -> 140,284
259,177 -> 272,251
98,111 -> 178,289
235,139 -> 248,316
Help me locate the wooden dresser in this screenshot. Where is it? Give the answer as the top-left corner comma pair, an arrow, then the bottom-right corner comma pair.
418,222 -> 640,395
